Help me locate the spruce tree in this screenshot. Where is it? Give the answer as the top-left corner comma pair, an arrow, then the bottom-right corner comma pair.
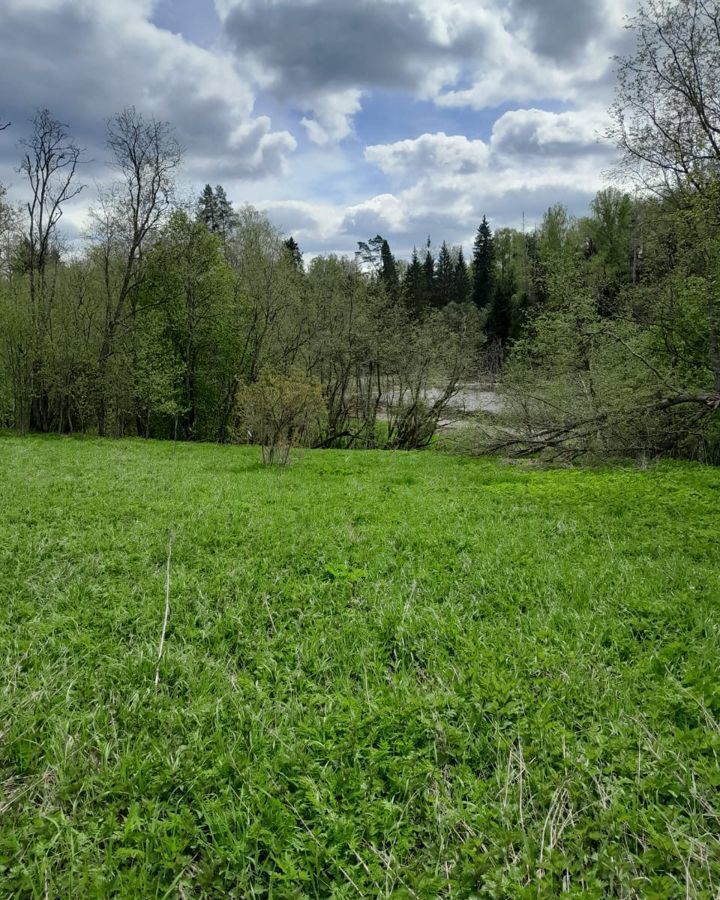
284,236 -> 303,271
196,184 -> 217,233
402,247 -> 424,316
472,215 -> 494,311
489,228 -> 518,344
452,247 -> 470,304
423,240 -> 436,308
379,238 -> 399,300
213,184 -> 239,240
488,272 -> 515,344
435,241 -> 454,306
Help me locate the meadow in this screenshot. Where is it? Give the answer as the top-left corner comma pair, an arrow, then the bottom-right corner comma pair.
1,436 -> 719,897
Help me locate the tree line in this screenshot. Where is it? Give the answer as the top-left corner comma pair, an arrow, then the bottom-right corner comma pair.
1,0 -> 718,461
0,112 -> 478,449
479,0 -> 720,462
355,217 -> 508,344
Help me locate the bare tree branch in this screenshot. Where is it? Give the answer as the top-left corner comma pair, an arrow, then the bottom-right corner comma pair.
92,106 -> 183,436
19,109 -> 85,306
609,0 -> 720,194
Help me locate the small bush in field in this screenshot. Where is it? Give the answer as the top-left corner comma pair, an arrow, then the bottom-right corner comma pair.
234,371 -> 326,464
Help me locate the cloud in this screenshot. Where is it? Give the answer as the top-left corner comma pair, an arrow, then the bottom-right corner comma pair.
301,90 -> 363,145
217,0 -> 493,144
0,0 -> 634,262
365,107 -> 613,182
265,108 -> 618,258
218,0 -> 486,96
508,0 -> 605,61
342,193 -> 406,235
0,0 -> 296,184
365,133 -> 490,178
260,199 -> 344,244
218,0 -> 634,141
491,107 -> 608,159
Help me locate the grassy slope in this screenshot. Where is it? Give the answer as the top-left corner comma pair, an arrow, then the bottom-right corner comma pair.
1,436 -> 719,898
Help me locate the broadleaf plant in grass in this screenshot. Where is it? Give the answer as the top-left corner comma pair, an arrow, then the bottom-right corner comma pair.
1,435 -> 719,896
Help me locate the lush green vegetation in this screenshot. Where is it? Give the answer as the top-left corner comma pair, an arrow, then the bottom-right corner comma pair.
2,435 -> 719,896
2,0 -> 719,461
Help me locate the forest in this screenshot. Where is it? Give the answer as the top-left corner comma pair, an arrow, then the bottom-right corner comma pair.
1,0 -> 719,462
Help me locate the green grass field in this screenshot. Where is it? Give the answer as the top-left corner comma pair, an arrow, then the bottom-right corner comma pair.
1,436 -> 719,898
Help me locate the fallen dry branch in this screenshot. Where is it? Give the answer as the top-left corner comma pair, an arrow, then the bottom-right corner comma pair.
154,531 -> 174,688
487,392 -> 720,459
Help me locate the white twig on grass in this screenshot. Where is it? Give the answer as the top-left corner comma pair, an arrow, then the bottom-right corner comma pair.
155,531 -> 175,688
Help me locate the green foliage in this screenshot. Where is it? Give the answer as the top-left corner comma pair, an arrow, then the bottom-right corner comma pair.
487,227 -> 517,344
472,215 -> 494,312
379,238 -> 399,301
141,210 -> 234,439
402,247 -> 425,315
423,242 -> 435,308
196,183 -> 239,241
581,188 -> 634,316
452,246 -> 471,306
434,241 -> 454,307
497,190 -> 720,459
1,436 -> 719,895
234,371 -> 326,464
283,236 -> 303,271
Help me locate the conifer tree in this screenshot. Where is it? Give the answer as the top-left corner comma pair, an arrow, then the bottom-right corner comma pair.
213,184 -> 239,240
402,247 -> 424,316
452,247 -> 470,305
423,240 -> 436,308
284,236 -> 303,271
435,241 -> 454,306
486,228 -> 517,344
196,184 -> 238,241
472,215 -> 494,311
356,235 -> 384,273
488,272 -> 515,344
196,184 -> 217,233
380,238 -> 399,300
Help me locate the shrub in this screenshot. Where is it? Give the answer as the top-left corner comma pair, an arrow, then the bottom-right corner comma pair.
233,372 -> 326,464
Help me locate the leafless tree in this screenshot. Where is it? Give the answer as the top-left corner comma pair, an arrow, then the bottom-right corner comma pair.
19,109 -> 84,306
609,0 -> 720,195
0,183 -> 19,276
15,110 -> 84,431
93,106 -> 183,435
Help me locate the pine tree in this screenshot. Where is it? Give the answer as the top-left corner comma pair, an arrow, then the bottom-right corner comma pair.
435,241 -> 454,306
472,215 -> 494,311
402,247 -> 424,316
356,235 -> 385,273
196,184 -> 238,241
284,236 -> 303,271
379,238 -> 399,300
452,247 -> 470,305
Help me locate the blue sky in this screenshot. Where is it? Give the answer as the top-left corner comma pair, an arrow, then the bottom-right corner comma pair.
0,0 -> 634,258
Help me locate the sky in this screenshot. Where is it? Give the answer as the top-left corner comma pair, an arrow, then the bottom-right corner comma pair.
0,0 -> 636,258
